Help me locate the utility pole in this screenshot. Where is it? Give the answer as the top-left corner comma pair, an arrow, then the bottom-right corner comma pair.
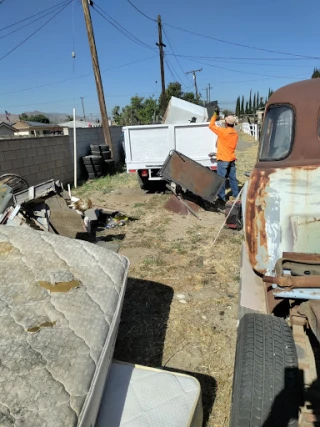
186,69 -> 202,99
208,83 -> 212,103
156,15 -> 166,115
80,97 -> 87,121
81,0 -> 114,156
202,87 -> 208,103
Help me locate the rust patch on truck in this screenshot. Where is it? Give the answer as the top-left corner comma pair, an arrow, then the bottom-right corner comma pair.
245,168 -> 275,273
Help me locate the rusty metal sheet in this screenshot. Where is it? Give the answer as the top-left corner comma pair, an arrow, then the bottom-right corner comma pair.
245,166 -> 320,275
160,150 -> 224,203
164,194 -> 201,216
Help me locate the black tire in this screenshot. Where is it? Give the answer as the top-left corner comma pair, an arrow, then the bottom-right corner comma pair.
90,144 -> 109,152
91,150 -> 111,160
230,314 -> 300,427
103,159 -> 115,175
85,165 -> 102,173
83,156 -> 102,165
137,174 -> 151,190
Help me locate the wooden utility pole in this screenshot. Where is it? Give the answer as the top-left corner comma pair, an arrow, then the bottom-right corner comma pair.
186,68 -> 202,99
81,0 -> 113,156
156,15 -> 166,115
80,97 -> 87,121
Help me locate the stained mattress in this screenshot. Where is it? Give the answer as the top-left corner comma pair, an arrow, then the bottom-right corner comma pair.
0,226 -> 129,427
96,362 -> 203,427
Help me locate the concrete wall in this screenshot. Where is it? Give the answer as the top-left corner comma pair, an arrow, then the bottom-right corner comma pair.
0,126 -> 125,187
0,135 -> 73,186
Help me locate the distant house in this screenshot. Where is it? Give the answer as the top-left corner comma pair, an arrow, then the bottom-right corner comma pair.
58,120 -> 102,128
0,122 -> 18,138
13,121 -> 61,137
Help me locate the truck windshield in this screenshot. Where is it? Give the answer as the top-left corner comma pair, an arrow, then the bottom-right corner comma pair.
259,105 -> 294,161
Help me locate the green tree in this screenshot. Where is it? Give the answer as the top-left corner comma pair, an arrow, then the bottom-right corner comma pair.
267,88 -> 274,100
312,68 -> 320,78
19,113 -> 50,123
222,109 -> 234,117
258,96 -> 265,109
253,93 -> 256,114
66,115 -> 73,121
245,101 -> 249,114
248,90 -> 252,114
112,96 -> 158,126
163,81 -> 183,106
240,96 -> 245,115
181,92 -> 202,105
235,96 -> 241,117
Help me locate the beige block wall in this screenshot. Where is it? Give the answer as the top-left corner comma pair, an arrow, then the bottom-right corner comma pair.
0,126 -> 124,187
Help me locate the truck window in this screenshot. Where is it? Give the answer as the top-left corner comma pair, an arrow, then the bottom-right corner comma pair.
259,105 -> 294,161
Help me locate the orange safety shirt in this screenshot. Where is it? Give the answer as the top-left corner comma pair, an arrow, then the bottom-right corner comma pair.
209,115 -> 238,161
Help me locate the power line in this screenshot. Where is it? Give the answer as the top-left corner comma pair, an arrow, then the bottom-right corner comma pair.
0,0 -> 69,32
164,23 -> 320,59
171,54 -> 318,62
126,0 -> 156,22
92,2 -> 155,51
122,0 -> 319,59
0,1 -> 72,62
182,57 -> 309,80
0,56 -> 157,96
165,57 -> 180,83
170,55 -> 315,68
0,1 -> 70,41
162,27 -> 191,85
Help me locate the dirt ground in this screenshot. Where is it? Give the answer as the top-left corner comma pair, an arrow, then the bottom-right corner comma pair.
75,133 -> 258,427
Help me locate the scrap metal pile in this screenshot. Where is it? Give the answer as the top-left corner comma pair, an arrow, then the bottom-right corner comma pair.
0,174 -> 129,251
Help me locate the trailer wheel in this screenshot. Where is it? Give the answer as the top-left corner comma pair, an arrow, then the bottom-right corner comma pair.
230,313 -> 300,427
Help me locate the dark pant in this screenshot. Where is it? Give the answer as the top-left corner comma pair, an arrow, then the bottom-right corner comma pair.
217,160 -> 239,201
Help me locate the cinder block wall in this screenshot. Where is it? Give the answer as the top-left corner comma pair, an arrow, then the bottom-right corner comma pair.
0,126 -> 125,187
0,135 -> 73,186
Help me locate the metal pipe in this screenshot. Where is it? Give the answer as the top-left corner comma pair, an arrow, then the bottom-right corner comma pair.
264,275 -> 320,289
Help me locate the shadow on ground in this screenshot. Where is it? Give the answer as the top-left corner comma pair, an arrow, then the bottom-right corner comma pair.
114,277 -> 217,426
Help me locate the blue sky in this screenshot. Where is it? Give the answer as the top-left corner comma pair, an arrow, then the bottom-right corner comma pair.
0,0 -> 319,120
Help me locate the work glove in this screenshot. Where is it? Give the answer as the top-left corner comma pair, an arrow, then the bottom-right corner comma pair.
214,107 -> 220,116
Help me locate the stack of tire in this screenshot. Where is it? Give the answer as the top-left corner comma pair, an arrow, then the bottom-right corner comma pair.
83,145 -> 114,180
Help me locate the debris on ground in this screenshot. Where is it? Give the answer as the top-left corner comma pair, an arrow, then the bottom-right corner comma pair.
0,174 -> 134,252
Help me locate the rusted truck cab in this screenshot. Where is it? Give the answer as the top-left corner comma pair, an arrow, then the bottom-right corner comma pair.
230,79 -> 320,427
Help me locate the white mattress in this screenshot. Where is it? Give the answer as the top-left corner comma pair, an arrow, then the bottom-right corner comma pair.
96,362 -> 203,427
0,226 -> 129,427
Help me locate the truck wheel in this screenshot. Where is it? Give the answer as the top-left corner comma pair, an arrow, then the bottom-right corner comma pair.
137,174 -> 151,191
230,313 -> 300,427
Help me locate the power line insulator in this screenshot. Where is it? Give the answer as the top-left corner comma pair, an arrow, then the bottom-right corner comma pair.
72,51 -> 76,59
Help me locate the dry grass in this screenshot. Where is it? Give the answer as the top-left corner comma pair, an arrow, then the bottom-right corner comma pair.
75,140 -> 258,426
236,143 -> 258,185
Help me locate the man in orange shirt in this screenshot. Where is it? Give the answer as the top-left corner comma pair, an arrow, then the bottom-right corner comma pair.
209,109 -> 239,205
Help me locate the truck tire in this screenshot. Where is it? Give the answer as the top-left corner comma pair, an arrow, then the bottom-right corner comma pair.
91,150 -> 111,160
230,313 -> 300,427
137,174 -> 151,190
90,144 -> 109,152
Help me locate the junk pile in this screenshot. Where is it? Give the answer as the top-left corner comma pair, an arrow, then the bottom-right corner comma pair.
83,144 -> 115,179
0,174 -> 130,252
